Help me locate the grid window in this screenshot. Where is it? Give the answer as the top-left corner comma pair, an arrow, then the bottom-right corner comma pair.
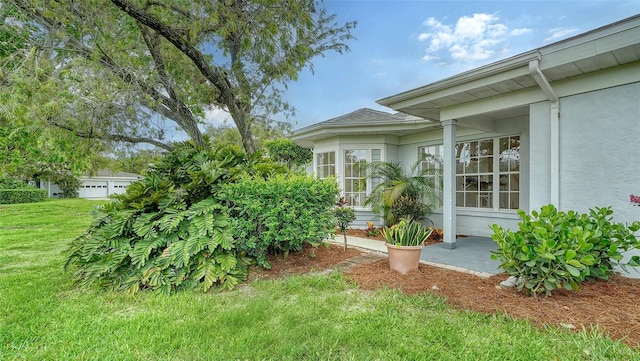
344,149 -> 368,207
498,136 -> 520,210
419,145 -> 443,207
451,136 -> 520,210
456,139 -> 494,208
315,152 -> 335,179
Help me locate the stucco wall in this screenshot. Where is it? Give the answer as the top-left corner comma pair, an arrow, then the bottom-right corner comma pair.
558,82 -> 640,225
529,101 -> 552,211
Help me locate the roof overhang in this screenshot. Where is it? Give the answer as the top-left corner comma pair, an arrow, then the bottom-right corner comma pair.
377,14 -> 640,122
292,118 -> 439,148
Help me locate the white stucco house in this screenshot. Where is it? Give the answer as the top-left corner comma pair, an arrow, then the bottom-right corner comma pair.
293,15 -> 640,249
40,170 -> 142,199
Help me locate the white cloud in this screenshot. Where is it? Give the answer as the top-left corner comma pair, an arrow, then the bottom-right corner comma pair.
510,27 -> 532,36
419,13 -> 521,63
204,107 -> 231,126
544,27 -> 579,42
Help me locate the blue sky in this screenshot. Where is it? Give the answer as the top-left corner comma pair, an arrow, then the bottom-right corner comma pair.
199,1 -> 640,135
269,0 -> 640,130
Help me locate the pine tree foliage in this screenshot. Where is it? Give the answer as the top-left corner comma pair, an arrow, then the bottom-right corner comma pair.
64,142 -> 250,294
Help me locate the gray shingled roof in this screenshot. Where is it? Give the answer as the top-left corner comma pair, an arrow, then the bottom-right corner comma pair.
295,108 -> 420,133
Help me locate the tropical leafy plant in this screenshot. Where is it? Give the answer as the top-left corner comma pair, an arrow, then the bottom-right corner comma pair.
65,143 -> 250,294
491,204 -> 640,297
364,155 -> 440,226
381,218 -> 433,247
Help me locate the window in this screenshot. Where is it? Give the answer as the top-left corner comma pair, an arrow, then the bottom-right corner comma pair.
455,136 -> 520,210
316,152 -> 335,179
344,149 -> 368,207
456,139 -> 494,208
499,136 -> 520,210
419,145 -> 443,207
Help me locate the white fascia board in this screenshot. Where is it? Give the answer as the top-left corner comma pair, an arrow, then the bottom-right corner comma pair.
540,26 -> 640,69
441,61 -> 640,121
377,52 -> 538,108
382,65 -> 533,112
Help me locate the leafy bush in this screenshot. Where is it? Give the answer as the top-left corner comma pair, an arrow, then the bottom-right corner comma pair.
65,143 -> 250,294
0,188 -> 47,204
0,177 -> 46,204
0,177 -> 31,189
263,138 -> 312,170
51,174 -> 82,198
390,195 -> 429,223
491,204 -> 640,297
222,174 -> 337,267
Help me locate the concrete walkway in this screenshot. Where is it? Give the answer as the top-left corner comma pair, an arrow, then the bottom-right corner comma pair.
331,235 -> 501,278
331,234 -> 640,279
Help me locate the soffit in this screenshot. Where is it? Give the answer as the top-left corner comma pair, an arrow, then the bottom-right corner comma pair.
378,16 -> 640,122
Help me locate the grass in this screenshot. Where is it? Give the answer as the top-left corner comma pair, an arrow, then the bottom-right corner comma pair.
1,199 -> 638,360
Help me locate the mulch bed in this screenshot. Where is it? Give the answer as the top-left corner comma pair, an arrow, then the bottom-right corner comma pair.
248,241 -> 640,347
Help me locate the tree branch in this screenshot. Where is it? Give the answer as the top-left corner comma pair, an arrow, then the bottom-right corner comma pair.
49,119 -> 174,151
109,0 -> 257,153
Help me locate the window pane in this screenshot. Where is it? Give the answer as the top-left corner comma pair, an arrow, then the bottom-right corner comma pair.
499,175 -> 508,191
465,192 -> 478,208
510,192 -> 519,209
500,192 -> 509,209
465,158 -> 478,173
456,192 -> 464,207
371,149 -> 381,162
479,139 -> 493,155
316,152 -> 335,180
478,157 -> 492,172
344,149 -> 367,207
510,174 -> 519,191
479,192 -> 492,208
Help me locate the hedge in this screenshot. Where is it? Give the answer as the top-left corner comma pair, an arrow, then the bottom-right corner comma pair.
0,189 -> 48,204
222,174 -> 338,268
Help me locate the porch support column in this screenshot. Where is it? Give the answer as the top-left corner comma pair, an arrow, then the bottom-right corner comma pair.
442,119 -> 457,249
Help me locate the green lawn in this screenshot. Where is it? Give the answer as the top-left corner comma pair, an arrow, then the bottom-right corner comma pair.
1,199 -> 637,360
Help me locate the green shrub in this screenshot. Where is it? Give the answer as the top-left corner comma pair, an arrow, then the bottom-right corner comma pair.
0,177 -> 31,189
52,174 -> 81,198
263,138 -> 312,170
65,143 -> 250,294
335,206 -> 356,251
491,204 -> 640,297
222,174 -> 337,268
0,188 -> 47,204
391,195 -> 429,223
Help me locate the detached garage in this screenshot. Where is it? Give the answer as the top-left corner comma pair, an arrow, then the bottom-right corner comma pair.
41,170 -> 142,199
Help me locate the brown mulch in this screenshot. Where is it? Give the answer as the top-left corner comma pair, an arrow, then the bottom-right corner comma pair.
248,238 -> 640,348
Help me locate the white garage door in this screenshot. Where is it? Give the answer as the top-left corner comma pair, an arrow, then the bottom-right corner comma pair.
79,181 -> 109,198
110,181 -> 131,196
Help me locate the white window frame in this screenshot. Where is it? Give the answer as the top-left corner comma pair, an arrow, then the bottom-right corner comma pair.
418,145 -> 444,209
315,151 -> 336,180
454,135 -> 520,211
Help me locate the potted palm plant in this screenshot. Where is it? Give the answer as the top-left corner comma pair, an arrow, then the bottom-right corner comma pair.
381,218 -> 433,275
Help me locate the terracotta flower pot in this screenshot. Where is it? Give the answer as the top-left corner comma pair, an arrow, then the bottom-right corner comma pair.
385,243 -> 424,275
